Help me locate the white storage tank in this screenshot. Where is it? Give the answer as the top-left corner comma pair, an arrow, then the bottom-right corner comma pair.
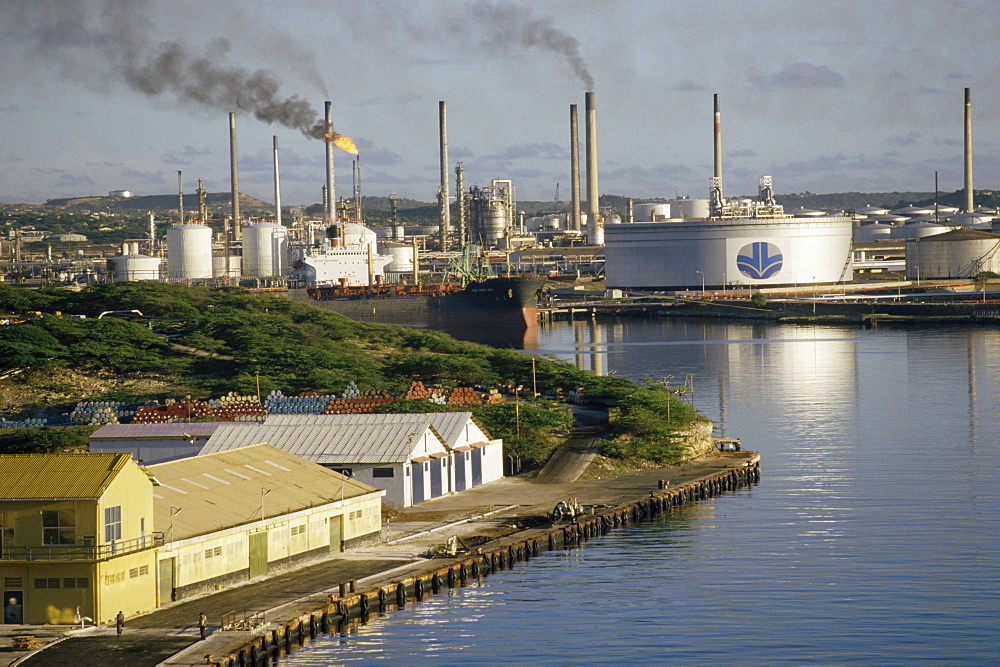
111,254 -> 161,281
166,223 -> 213,280
212,254 -> 242,278
854,223 -> 893,242
669,198 -> 711,219
590,222 -> 605,246
385,242 -> 415,272
243,222 -> 288,277
905,228 -> 1000,279
891,221 -> 950,240
605,215 -> 854,289
633,203 -> 671,222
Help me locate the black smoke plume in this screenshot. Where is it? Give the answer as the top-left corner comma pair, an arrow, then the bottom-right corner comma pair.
4,0 -> 329,138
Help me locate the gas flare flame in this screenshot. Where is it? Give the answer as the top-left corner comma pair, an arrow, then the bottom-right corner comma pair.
326,133 -> 359,154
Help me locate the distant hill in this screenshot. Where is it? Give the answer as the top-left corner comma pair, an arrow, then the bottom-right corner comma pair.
44,192 -> 275,217
6,189 -> 997,238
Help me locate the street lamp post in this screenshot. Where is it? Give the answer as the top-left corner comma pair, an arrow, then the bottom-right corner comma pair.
696,270 -> 704,294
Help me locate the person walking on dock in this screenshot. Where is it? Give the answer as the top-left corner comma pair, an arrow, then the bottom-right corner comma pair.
199,612 -> 208,640
115,610 -> 125,637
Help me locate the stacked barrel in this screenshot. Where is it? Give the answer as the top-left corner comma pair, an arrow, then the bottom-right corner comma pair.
209,393 -> 267,422
446,387 -> 481,406
133,398 -> 214,424
323,395 -> 397,414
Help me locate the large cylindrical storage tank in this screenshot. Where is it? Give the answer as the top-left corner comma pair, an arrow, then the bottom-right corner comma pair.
633,203 -> 671,221
385,242 -> 415,272
112,254 -> 161,281
166,223 -> 212,280
212,255 -> 241,278
854,223 -> 893,242
243,222 -> 288,276
484,200 -> 507,243
669,198 -> 711,219
905,228 -> 1000,279
891,221 -> 950,240
542,214 -> 564,230
590,223 -> 605,245
604,215 -> 854,289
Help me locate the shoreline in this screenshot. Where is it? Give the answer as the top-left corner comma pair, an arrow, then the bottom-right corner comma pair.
187,451 -> 761,666
4,450 -> 759,666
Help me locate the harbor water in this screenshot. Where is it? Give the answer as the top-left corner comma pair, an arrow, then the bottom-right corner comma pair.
279,319 -> 1000,664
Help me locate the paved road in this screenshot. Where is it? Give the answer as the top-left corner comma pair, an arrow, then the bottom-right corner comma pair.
533,425 -> 603,484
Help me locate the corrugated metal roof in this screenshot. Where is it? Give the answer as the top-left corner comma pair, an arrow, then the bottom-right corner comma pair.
264,412 -> 482,448
200,421 -> 446,463
149,444 -> 381,541
90,423 -> 224,440
0,453 -> 133,499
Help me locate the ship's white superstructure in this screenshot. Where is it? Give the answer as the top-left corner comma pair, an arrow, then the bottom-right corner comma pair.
289,222 -> 392,287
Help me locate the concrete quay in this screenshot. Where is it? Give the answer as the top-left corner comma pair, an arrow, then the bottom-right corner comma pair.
1,450 -> 759,666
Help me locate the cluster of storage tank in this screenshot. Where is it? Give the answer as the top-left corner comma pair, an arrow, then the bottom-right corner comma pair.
854,205 -> 996,242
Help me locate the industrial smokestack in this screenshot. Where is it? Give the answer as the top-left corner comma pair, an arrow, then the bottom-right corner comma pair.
964,87 -> 974,213
710,94 -> 724,217
714,94 -> 723,187
229,112 -> 241,239
273,136 -> 282,227
324,101 -> 338,241
585,91 -> 600,242
570,103 -> 582,232
197,178 -> 207,223
439,101 -> 451,251
177,170 -> 184,224
456,162 -> 467,246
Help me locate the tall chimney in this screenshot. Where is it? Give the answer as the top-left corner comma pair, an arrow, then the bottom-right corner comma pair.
456,162 -> 467,246
273,136 -> 282,226
324,101 -> 338,241
714,93 -> 723,187
964,87 -> 974,213
177,170 -> 184,224
710,94 -> 724,217
229,112 -> 241,239
197,178 -> 207,223
585,91 -> 600,240
570,103 -> 582,232
439,101 -> 451,250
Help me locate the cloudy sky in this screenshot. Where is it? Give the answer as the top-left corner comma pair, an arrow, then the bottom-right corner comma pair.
1,0 -> 998,208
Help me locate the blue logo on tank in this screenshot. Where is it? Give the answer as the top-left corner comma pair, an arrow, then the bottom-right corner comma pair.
737,242 -> 783,279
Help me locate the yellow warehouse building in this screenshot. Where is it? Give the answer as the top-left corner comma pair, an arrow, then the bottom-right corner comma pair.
0,445 -> 382,626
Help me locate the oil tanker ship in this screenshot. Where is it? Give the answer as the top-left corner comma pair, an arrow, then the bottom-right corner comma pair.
286,275 -> 544,349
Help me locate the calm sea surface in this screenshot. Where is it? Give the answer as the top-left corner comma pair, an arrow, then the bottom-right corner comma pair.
280,319 -> 1000,664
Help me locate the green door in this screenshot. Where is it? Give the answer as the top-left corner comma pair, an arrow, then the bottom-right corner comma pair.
249,531 -> 268,578
158,558 -> 175,605
329,516 -> 343,553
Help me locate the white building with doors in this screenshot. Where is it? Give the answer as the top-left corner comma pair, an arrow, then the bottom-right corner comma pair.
199,413 -> 503,507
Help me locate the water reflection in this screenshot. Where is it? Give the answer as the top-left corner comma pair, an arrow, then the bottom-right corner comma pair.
278,320 -> 1000,664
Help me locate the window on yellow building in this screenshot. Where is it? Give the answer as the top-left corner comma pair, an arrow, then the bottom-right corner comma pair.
42,510 -> 75,545
104,506 -> 122,542
0,512 -> 13,550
